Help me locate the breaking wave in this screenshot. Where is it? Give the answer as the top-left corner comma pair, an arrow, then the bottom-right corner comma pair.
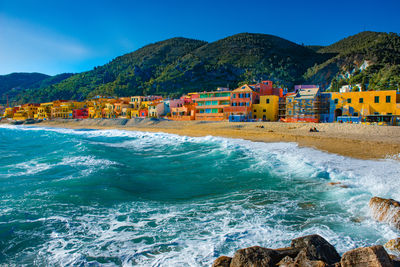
0,125 -> 399,266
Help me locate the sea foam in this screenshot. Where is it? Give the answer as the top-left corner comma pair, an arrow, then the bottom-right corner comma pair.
1,125 -> 400,266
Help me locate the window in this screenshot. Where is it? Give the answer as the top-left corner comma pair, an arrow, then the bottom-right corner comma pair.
233,94 -> 236,99
386,96 -> 391,103
374,112 -> 379,115
374,96 -> 379,103
266,99 -> 270,104
347,98 -> 351,103
246,102 -> 249,106
334,99 -> 338,104
353,112 -> 358,116
254,109 -> 256,112
253,115 -> 256,119
359,98 -> 363,103
263,109 -> 266,112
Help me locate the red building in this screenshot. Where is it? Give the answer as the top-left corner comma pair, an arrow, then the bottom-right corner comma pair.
73,108 -> 88,119
139,109 -> 148,117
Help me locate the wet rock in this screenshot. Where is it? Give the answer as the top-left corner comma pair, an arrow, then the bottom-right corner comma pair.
327,182 -> 349,188
340,245 -> 393,267
293,250 -> 327,267
212,256 -> 232,267
230,246 -> 283,267
277,250 -> 327,267
290,234 -> 341,265
350,216 -> 364,223
369,197 -> 400,230
385,238 -> 400,252
299,202 -> 316,209
277,255 -> 295,266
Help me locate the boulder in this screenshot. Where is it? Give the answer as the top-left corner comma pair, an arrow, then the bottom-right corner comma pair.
212,256 -> 232,267
290,234 -> 341,265
230,246 -> 283,267
277,250 -> 327,267
277,255 -> 295,267
385,238 -> 400,252
340,245 -> 393,267
369,197 -> 400,230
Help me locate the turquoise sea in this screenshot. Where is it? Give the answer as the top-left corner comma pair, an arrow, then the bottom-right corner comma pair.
0,125 -> 399,266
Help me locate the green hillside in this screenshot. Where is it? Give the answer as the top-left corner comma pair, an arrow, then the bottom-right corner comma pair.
305,31 -> 400,90
15,33 -> 326,103
152,33 -> 329,94
0,72 -> 73,105
17,38 -> 207,103
8,31 -> 400,104
0,72 -> 50,100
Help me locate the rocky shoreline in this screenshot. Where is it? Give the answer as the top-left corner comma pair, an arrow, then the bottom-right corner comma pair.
213,196 -> 400,267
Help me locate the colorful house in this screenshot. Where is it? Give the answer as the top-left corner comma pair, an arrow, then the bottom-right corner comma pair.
73,108 -> 89,119
139,108 -> 148,117
328,90 -> 400,124
194,88 -> 231,121
148,100 -> 169,118
170,99 -> 196,120
224,85 -> 253,121
252,95 -> 280,121
225,81 -> 282,121
36,102 -> 53,120
3,107 -> 19,118
13,104 -> 40,120
12,108 -> 28,121
285,85 -> 322,123
130,95 -> 162,109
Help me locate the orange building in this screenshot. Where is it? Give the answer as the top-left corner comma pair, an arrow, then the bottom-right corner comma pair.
224,81 -> 282,121
193,88 -> 231,121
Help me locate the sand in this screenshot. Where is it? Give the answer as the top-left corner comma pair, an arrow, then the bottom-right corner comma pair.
10,118 -> 400,160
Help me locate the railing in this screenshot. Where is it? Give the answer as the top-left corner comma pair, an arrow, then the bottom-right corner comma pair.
194,96 -> 230,102
195,105 -> 228,109
224,106 -> 251,113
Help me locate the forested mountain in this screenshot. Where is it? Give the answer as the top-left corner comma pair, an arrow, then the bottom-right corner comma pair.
305,31 -> 400,91
5,31 -> 400,104
14,33 -> 327,103
0,72 -> 49,97
0,72 -> 73,104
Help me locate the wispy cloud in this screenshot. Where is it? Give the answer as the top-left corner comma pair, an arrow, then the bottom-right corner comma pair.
0,14 -> 93,74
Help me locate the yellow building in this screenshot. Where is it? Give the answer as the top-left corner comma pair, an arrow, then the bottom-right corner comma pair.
13,104 -> 39,120
330,90 -> 400,119
103,103 -> 116,118
36,102 -> 53,120
252,95 -> 279,121
12,109 -> 28,121
51,101 -> 87,119
3,107 -> 17,118
130,109 -> 140,118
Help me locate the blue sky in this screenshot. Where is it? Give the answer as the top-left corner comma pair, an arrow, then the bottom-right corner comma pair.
1,0 -> 399,75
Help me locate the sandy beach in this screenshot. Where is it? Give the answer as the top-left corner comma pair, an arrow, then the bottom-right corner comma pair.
14,118 -> 399,160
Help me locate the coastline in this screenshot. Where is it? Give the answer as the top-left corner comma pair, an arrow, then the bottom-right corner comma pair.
13,119 -> 400,160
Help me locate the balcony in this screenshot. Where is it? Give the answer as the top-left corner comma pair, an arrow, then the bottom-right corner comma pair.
196,104 -> 229,109
224,106 -> 251,113
194,96 -> 230,102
